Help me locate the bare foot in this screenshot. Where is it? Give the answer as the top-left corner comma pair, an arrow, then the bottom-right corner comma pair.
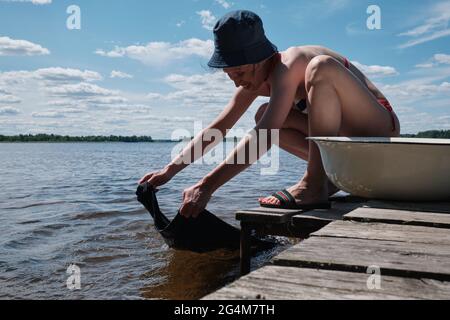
259,178 -> 340,206
259,179 -> 330,207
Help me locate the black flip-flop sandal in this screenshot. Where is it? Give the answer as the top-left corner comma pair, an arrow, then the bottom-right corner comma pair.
259,189 -> 331,210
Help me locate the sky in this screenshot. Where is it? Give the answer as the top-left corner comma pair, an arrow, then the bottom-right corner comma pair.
0,0 -> 449,138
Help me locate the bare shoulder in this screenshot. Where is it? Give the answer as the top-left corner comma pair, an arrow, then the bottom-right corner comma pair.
271,45 -> 344,85
283,45 -> 345,64
280,46 -> 309,67
272,47 -> 309,81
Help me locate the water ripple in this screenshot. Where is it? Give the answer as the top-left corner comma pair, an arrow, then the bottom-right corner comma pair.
0,142 -> 305,299
72,208 -> 145,220
3,200 -> 67,210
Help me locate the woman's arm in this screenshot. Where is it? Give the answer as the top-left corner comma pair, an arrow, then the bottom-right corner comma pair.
201,68 -> 300,194
180,65 -> 302,218
165,86 -> 258,177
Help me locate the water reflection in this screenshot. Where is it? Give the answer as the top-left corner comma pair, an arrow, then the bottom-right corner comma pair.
141,249 -> 240,300
140,237 -> 295,300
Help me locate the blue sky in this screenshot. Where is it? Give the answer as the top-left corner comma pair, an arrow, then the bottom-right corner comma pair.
0,0 -> 449,137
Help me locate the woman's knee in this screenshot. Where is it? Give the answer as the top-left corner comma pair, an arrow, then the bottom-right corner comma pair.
254,102 -> 269,124
305,55 -> 339,90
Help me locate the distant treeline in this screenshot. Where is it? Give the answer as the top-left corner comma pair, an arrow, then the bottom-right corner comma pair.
400,130 -> 450,139
0,134 -> 162,143
0,130 -> 449,142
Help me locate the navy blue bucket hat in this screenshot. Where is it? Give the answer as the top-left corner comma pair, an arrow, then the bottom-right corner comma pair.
208,10 -> 278,68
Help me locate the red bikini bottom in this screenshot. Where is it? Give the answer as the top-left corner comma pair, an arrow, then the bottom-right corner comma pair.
377,98 -> 396,132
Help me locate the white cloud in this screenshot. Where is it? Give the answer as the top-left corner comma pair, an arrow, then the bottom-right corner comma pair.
31,0 -> 51,4
103,119 -> 129,126
0,106 -> 20,116
46,100 -> 79,107
0,36 -> 50,56
54,107 -> 84,114
375,74 -> 450,133
84,96 -> 128,105
176,20 -> 185,27
197,10 -> 217,31
398,1 -> 450,49
0,67 -> 102,85
111,104 -> 153,115
399,29 -> 450,49
163,72 -> 233,105
415,53 -> 450,68
143,71 -> 268,133
139,114 -> 196,123
215,0 -> 232,9
0,66 -> 158,135
370,57 -> 450,134
110,70 -> 133,79
0,68 -> 128,116
415,63 -> 434,68
352,61 -> 399,78
397,111 -> 450,133
0,90 -> 21,104
95,38 -> 214,66
32,111 -> 65,118
160,72 -> 268,113
94,48 -> 124,58
146,92 -> 163,100
434,53 -> 450,64
0,0 -> 51,4
47,82 -> 119,98
36,68 -> 102,83
381,81 -> 450,100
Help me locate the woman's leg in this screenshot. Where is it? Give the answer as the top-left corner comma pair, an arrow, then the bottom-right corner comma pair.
260,55 -> 401,206
255,103 -> 310,161
254,103 -> 340,202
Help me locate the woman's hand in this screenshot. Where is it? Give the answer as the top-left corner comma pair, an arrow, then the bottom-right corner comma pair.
138,166 -> 174,188
180,181 -> 212,218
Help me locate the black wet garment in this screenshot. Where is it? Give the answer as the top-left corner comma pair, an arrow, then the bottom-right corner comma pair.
295,99 -> 307,112
136,183 -> 276,253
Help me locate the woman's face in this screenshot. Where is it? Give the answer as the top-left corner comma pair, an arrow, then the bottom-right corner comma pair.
223,64 -> 260,91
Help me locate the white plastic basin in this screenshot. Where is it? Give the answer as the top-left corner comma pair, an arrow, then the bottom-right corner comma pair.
308,137 -> 450,201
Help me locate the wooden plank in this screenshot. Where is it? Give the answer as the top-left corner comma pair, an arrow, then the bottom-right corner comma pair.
344,207 -> 450,229
236,207 -> 303,223
237,201 -> 363,224
365,200 -> 450,214
272,236 -> 450,281
287,202 -> 363,237
292,203 -> 361,224
312,220 -> 450,245
203,266 -> 450,300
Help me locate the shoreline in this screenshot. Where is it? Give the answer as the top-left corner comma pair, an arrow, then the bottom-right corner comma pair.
0,130 -> 449,143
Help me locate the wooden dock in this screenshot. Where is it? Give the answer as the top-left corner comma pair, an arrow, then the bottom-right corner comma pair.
203,196 -> 450,300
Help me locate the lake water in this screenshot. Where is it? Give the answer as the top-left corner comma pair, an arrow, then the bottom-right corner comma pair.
0,142 -> 307,300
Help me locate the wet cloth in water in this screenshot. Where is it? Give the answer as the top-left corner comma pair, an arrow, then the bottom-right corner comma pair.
136,183 -> 276,253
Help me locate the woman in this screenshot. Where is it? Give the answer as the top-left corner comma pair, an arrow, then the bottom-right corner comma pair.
139,10 -> 400,217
